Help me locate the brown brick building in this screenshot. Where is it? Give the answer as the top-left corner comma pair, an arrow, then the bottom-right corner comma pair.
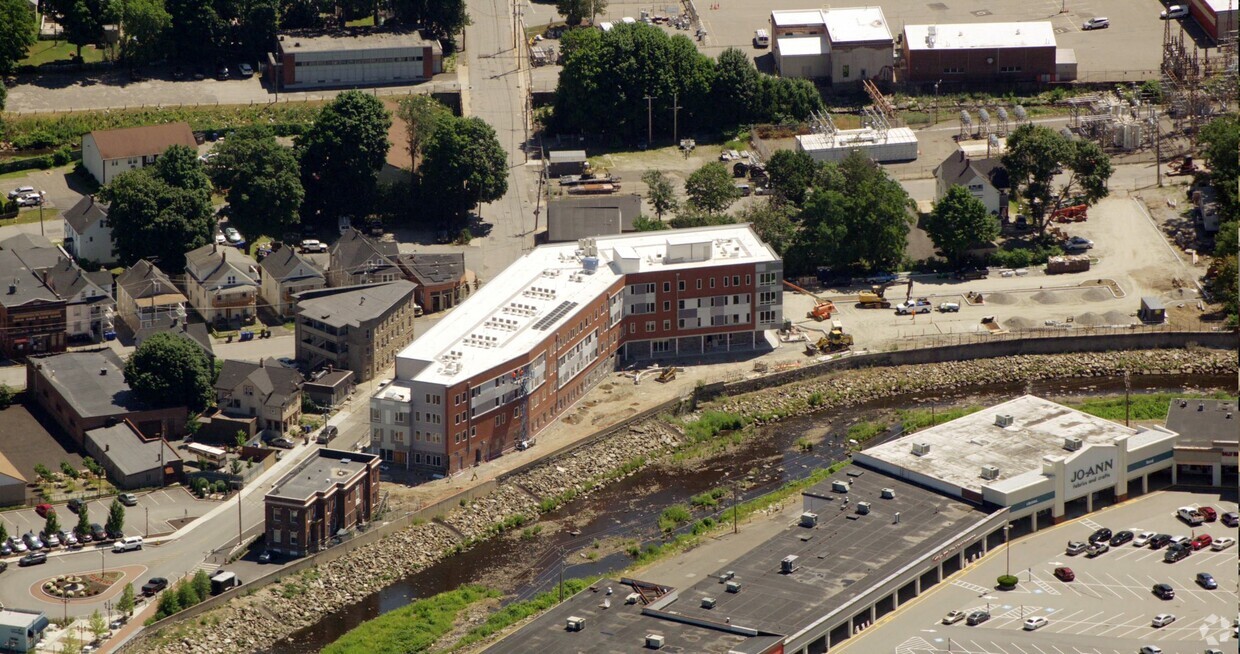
264,449 -> 380,557
902,22 -> 1061,83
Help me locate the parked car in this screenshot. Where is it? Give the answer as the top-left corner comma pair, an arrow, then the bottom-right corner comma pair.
1023,616 -> 1048,631
258,550 -> 274,564
1148,534 -> 1172,549
1064,236 -> 1094,250
1222,511 -> 1239,527
1139,646 -> 1163,654
1168,535 -> 1190,548
1196,572 -> 1217,589
0,560 -> 6,573
271,437 -> 296,449
141,577 -> 168,596
1177,506 -> 1204,525
316,425 -> 339,445
942,610 -> 967,625
7,186 -> 34,199
276,357 -> 298,369
1065,540 -> 1087,555
67,499 -> 84,513
937,302 -> 960,313
965,610 -> 990,626
237,62 -> 254,78
215,64 -> 230,80
224,227 -> 244,245
113,536 -> 143,552
42,532 -> 60,548
865,272 -> 899,284
35,503 -> 53,518
1163,544 -> 1190,562
300,239 -> 327,253
0,540 -> 11,556
1210,536 -> 1235,550
1053,567 -> 1075,581
1152,583 -> 1175,599
23,532 -> 43,550
1109,530 -> 1134,546
1191,534 -> 1212,550
1086,541 -> 1109,557
1151,613 -> 1176,628
106,526 -> 124,541
89,523 -> 107,541
18,552 -> 47,566
1197,506 -> 1217,522
1082,16 -> 1110,29
895,298 -> 932,315
1161,4 -> 1189,18
16,193 -> 42,207
1088,527 -> 1112,544
59,530 -> 77,547
7,537 -> 26,553
119,493 -> 138,506
1133,531 -> 1156,547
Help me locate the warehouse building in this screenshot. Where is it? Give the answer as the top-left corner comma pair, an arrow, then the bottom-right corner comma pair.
546,194 -> 643,242
770,7 -> 894,84
796,125 -> 919,163
1165,397 -> 1238,487
854,395 -> 1178,530
370,225 -> 783,475
1189,0 -> 1239,41
902,22 -> 1073,83
268,30 -> 443,90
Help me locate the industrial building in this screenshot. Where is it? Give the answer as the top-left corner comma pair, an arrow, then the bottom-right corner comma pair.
267,30 -> 443,90
546,194 -> 643,242
795,124 -> 918,163
370,225 -> 783,475
0,608 -> 48,653
1189,0 -> 1239,41
770,7 -> 894,84
902,22 -> 1073,83
1164,397 -> 1238,486
855,395 -> 1179,530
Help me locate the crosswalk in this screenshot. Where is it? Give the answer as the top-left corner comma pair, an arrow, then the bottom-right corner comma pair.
192,561 -> 220,575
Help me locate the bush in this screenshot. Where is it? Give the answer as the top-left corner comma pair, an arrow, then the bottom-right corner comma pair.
689,487 -> 728,508
52,146 -> 73,166
997,574 -> 1019,588
683,411 -> 748,443
657,504 -> 692,532
322,585 -> 500,654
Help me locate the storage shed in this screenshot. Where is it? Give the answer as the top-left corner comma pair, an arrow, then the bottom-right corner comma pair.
1138,296 -> 1166,324
547,150 -> 589,177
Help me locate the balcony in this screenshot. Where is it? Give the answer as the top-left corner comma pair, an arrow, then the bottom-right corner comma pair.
212,294 -> 255,310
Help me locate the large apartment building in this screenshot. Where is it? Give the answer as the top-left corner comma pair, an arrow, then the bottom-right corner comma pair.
370,225 -> 783,476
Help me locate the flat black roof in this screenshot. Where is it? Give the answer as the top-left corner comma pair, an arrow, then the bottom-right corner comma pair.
1166,397 -> 1239,448
489,466 -> 992,652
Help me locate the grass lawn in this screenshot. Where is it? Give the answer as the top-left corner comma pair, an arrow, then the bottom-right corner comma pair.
20,41 -> 105,67
345,16 -> 375,27
3,207 -> 60,227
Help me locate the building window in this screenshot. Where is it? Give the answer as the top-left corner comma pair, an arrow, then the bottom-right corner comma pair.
759,310 -> 776,324
663,319 -> 671,331
943,66 -> 964,74
723,276 -> 729,287
678,280 -> 685,291
663,301 -> 670,311
759,272 -> 776,286
652,340 -> 671,353
999,65 -> 1022,73
663,282 -> 671,292
645,321 -> 655,333
370,409 -> 380,421
289,533 -> 298,546
272,530 -> 281,543
842,64 -> 850,78
732,275 -> 740,287
696,279 -> 702,290
759,291 -> 776,305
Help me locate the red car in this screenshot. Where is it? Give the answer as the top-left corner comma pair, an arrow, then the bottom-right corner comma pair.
34,504 -> 53,518
1054,567 -> 1075,581
1198,506 -> 1217,522
1191,534 -> 1213,550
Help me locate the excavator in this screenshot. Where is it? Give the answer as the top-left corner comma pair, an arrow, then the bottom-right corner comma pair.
806,322 -> 854,355
782,280 -> 836,321
857,278 -> 912,309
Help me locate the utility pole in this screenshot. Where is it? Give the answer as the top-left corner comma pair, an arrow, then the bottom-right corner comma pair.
558,548 -> 565,601
1124,369 -> 1132,428
237,484 -> 243,547
644,95 -> 654,146
1154,110 -> 1163,188
732,479 -> 738,534
672,93 -> 682,146
934,81 -> 941,126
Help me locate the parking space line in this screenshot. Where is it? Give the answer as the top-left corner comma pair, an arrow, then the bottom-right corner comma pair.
1104,573 -> 1145,599
1009,643 -> 1031,654
1091,614 -> 1137,636
990,642 -> 1013,654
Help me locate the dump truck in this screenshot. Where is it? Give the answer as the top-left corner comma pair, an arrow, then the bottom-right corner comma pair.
782,280 -> 835,320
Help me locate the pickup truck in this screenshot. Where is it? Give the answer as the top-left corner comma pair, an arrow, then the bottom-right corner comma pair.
895,298 -> 932,315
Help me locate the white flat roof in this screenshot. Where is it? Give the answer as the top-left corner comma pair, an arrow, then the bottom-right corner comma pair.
778,35 -> 826,57
823,7 -> 892,43
771,9 -> 828,27
1199,0 -> 1238,14
904,22 -> 1056,51
797,126 -> 919,150
860,395 -> 1141,493
396,225 -> 779,386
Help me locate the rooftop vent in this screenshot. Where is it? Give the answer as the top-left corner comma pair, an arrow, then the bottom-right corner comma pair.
856,501 -> 871,515
800,512 -> 818,527
995,414 -> 1014,428
880,488 -> 895,499
1198,402 -> 1205,411
781,555 -> 800,573
625,592 -> 640,605
646,634 -> 665,650
566,616 -> 585,632
100,367 -> 107,375
1063,436 -> 1083,451
911,442 -> 931,456
725,580 -> 742,593
701,597 -> 716,609
980,465 -> 1001,480
340,458 -> 351,464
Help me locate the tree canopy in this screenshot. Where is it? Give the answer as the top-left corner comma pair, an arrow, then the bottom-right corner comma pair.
299,90 -> 391,223
684,162 -> 740,214
124,331 -> 214,412
556,0 -> 606,26
99,145 -> 214,269
1200,114 -> 1240,213
208,132 -> 304,238
112,0 -> 171,65
396,95 -> 452,172
1002,124 -> 1113,232
764,149 -> 818,206
418,115 -> 508,223
0,0 -> 36,75
738,201 -> 797,256
641,170 -> 678,221
46,0 -> 108,59
392,0 -> 469,38
926,185 -> 1000,265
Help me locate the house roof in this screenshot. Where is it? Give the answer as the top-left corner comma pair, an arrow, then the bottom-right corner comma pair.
43,258 -> 113,306
277,29 -> 441,54
260,245 -> 324,282
295,281 -> 417,329
267,449 -> 377,503
399,252 -> 465,286
330,229 -> 400,278
1,233 -> 63,273
305,370 -> 353,391
117,260 -> 186,306
185,244 -> 259,288
0,250 -> 60,309
62,196 -> 109,235
935,152 -> 1009,190
30,350 -> 152,418
85,421 -> 180,477
134,322 -> 214,358
214,359 -> 303,409
86,122 -> 197,161
1165,398 -> 1239,448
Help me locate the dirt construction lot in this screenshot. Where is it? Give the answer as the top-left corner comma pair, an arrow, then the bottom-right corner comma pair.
836,489 -> 1239,654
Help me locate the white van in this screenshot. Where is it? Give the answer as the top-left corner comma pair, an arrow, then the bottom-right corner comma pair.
113,536 -> 143,552
754,29 -> 770,48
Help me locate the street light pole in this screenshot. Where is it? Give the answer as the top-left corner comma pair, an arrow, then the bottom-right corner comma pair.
1004,523 -> 1012,577
934,81 -> 941,126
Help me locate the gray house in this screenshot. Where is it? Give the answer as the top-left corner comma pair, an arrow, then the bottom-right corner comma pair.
83,420 -> 182,489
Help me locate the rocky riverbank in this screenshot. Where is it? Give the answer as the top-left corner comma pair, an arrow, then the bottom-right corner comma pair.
133,348 -> 1236,654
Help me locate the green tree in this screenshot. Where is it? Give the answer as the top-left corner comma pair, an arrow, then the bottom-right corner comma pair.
0,0 -> 36,75
396,95 -> 452,172
75,504 -> 91,537
419,115 -> 508,223
668,208 -> 736,229
44,512 -> 60,537
711,48 -> 759,126
1002,124 -> 1113,233
632,215 -> 670,231
118,583 -> 136,615
390,0 -> 469,38
0,521 -> 7,545
299,91 -> 391,222
100,145 -> 214,269
112,0 -> 171,65
89,610 -> 108,640
155,586 -> 181,618
641,170 -> 678,221
176,579 -> 201,608
61,632 -> 82,654
738,201 -> 797,255
556,0 -> 605,25
208,134 -> 303,238
34,463 -> 53,481
46,0 -> 108,60
926,185 -> 1000,265
1208,254 -> 1238,318
1200,114 -> 1240,212
684,162 -> 740,214
0,383 -> 12,410
165,0 -> 223,63
238,0 -> 279,58
60,461 -> 79,478
191,569 -> 212,599
753,75 -> 823,123
106,499 -> 125,534
124,331 -> 214,411
765,149 -> 819,206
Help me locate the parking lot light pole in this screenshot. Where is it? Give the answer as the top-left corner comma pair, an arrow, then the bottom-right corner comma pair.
1004,523 -> 1011,577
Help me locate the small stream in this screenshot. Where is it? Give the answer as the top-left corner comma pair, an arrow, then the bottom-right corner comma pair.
269,374 -> 1233,653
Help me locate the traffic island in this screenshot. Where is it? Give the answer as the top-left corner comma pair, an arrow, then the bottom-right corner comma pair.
40,572 -> 124,600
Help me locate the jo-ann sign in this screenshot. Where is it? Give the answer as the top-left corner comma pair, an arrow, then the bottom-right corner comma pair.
1067,446 -> 1116,493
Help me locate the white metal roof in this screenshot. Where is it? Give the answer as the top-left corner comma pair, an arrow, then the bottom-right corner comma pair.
778,35 -> 826,57
771,9 -> 828,27
396,225 -> 779,386
1198,0 -> 1238,14
796,126 -> 919,150
903,22 -> 1056,51
822,7 -> 892,43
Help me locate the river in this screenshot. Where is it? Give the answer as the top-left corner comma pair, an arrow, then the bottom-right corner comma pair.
268,374 -> 1234,653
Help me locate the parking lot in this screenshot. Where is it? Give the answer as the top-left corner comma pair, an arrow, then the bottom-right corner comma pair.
837,490 -> 1238,654
0,488 -> 216,546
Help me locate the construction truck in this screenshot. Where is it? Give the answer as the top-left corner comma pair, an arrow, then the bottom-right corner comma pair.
782,280 -> 836,321
806,322 -> 854,355
857,281 -> 895,309
656,366 -> 678,383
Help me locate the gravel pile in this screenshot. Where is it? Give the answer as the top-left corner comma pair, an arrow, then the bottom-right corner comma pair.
1082,288 -> 1110,302
1031,291 -> 1062,304
1075,312 -> 1106,326
1005,317 -> 1038,329
987,292 -> 1018,305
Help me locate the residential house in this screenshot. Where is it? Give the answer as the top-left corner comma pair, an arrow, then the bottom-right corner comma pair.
184,243 -> 260,326
214,359 -> 304,435
61,196 -> 115,265
81,122 -> 198,186
26,349 -> 187,445
303,369 -> 354,410
264,449 -> 380,557
134,322 -> 214,361
83,420 -> 183,489
42,258 -> 115,342
294,281 -> 418,382
327,229 -> 403,288
397,252 -> 470,313
934,151 -> 1010,217
259,244 -> 326,318
114,260 -> 187,336
0,248 -> 65,358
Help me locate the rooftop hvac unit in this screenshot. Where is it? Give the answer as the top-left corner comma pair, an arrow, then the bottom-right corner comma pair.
1063,436 -> 1083,451
781,555 -> 800,573
701,597 -> 716,609
911,442 -> 931,456
856,501 -> 871,515
880,488 -> 895,499
566,616 -> 585,632
800,512 -> 818,527
831,480 -> 850,493
980,465 -> 1001,480
646,634 -> 665,649
625,592 -> 641,605
725,580 -> 742,593
995,414 -> 1015,428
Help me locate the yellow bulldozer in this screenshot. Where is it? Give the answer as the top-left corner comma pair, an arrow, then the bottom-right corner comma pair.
806,323 -> 854,355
